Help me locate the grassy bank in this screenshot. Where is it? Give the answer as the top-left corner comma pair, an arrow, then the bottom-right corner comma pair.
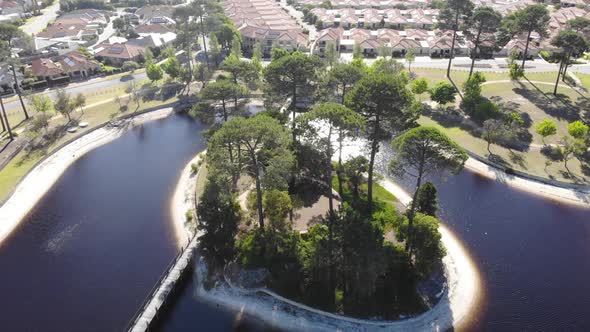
416,73 -> 590,184
0,95 -> 180,202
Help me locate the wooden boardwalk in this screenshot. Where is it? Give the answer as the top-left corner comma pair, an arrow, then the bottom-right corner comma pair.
128,233 -> 198,332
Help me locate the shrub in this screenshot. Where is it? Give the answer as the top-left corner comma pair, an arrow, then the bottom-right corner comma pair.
191,163 -> 200,173
429,81 -> 456,107
473,100 -> 500,122
535,119 -> 557,144
185,210 -> 194,222
568,120 -> 589,139
539,50 -> 551,61
509,63 -> 524,80
122,61 -> 140,72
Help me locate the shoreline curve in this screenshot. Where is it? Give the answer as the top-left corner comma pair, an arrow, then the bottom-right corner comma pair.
0,108 -> 174,246
173,152 -> 482,331
464,156 -> 590,208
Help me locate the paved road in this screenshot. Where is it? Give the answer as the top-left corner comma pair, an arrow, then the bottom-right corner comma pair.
19,1 -> 60,36
339,53 -> 590,74
3,72 -> 148,115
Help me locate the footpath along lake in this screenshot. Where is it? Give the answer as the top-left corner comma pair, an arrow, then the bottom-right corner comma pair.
0,114 -> 588,331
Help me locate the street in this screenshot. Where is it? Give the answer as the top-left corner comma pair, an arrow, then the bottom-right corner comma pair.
2,72 -> 147,116
19,1 -> 60,36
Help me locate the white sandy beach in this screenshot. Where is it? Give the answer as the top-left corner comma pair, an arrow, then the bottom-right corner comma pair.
0,108 -> 174,246
170,152 -> 205,248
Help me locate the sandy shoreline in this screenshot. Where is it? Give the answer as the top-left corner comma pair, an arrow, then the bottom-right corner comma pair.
170,152 -> 205,248
464,157 -> 590,208
0,108 -> 174,246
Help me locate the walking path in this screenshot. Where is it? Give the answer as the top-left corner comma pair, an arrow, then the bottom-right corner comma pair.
0,108 -> 173,245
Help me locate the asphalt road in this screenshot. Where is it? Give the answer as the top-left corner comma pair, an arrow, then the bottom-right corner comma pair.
19,1 -> 60,36
3,72 -> 148,115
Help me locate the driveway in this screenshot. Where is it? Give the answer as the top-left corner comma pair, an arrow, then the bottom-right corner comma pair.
19,1 -> 60,36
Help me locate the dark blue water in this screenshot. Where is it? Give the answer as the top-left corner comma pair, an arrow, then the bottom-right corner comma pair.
0,114 -> 231,332
375,146 -> 590,331
433,173 -> 590,331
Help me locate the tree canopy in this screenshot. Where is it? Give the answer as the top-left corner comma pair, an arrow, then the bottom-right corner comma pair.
390,126 -> 467,250
346,72 -> 417,210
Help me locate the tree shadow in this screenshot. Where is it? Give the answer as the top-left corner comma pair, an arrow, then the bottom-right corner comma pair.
518,77 -> 583,122
0,138 -> 13,154
447,76 -> 463,99
541,145 -> 564,161
508,150 -> 527,170
488,153 -> 509,167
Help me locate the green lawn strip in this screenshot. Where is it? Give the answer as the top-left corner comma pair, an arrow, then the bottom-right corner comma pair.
418,115 -> 589,184
576,73 -> 590,91
0,96 -> 179,202
412,68 -> 508,88
331,176 -> 398,207
482,81 -> 583,145
194,160 -> 209,202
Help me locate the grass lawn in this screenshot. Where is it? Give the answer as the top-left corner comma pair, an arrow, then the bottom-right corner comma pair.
2,78 -> 152,132
576,73 -> 590,91
412,69 -> 508,89
332,176 -> 398,208
412,69 -> 561,91
0,94 -> 180,202
194,160 -> 209,202
415,74 -> 590,184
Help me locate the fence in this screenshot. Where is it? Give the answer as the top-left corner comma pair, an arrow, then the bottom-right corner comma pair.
124,231 -> 199,332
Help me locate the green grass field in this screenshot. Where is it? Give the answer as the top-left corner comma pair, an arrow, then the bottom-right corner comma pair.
415,70 -> 590,184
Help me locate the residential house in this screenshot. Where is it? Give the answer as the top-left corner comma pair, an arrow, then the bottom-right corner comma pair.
36,15 -> 106,42
30,50 -> 101,81
135,23 -> 174,35
31,58 -> 65,81
135,5 -> 176,25
126,32 -> 177,48
429,31 -> 467,57
225,0 -> 309,55
34,37 -> 86,55
94,42 -> 146,65
496,37 -> 539,58
0,0 -> 20,15
296,0 -> 427,9
313,27 -> 343,56
312,7 -> 439,30
239,23 -> 308,56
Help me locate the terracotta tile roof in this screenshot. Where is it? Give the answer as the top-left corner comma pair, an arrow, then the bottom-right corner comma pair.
95,43 -> 146,60
316,27 -> 344,42
57,51 -> 100,72
37,21 -> 87,38
390,38 -> 421,49
0,0 -> 18,8
505,38 -> 538,52
31,58 -> 64,77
